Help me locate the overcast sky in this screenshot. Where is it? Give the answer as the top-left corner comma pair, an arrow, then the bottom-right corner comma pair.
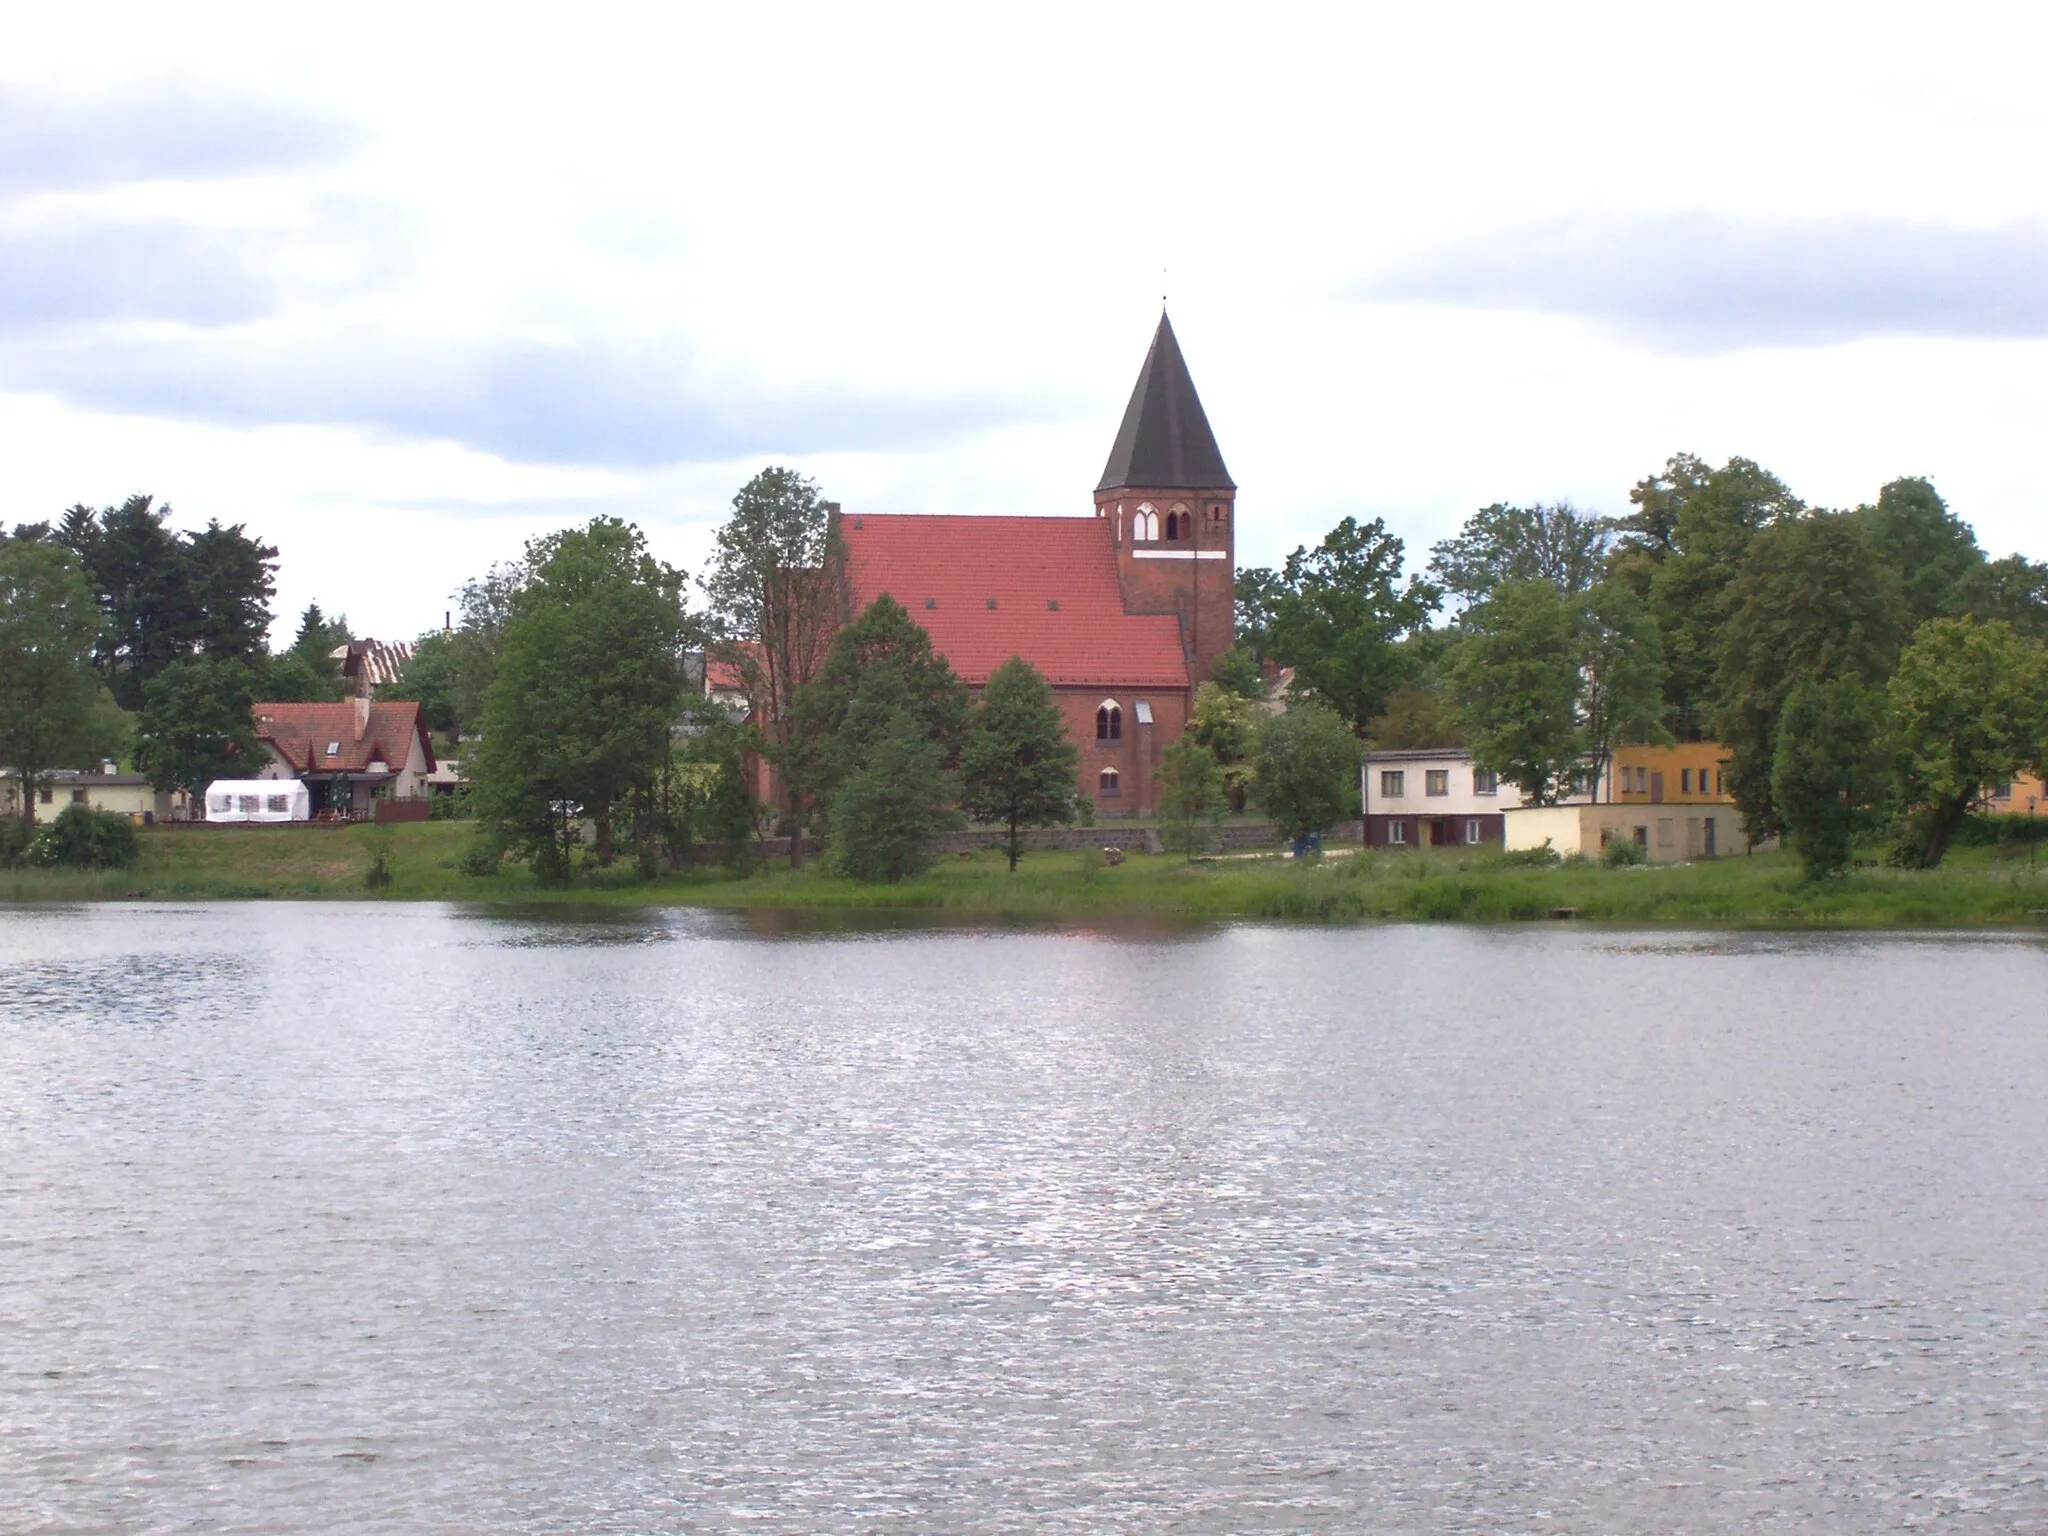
6,2 -> 2047,641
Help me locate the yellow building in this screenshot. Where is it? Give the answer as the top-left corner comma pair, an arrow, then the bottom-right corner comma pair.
1608,742 -> 1734,805
1985,772 -> 2046,818
0,769 -> 174,824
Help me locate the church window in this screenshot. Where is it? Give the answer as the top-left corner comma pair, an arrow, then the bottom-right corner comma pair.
1133,504 -> 1158,541
1208,502 -> 1227,525
1167,504 -> 1190,540
1099,767 -> 1120,795
1096,701 -> 1122,741
1164,510 -> 1180,540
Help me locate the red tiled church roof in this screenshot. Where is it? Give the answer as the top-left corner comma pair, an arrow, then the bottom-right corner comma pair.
252,701 -> 436,775
840,514 -> 1189,688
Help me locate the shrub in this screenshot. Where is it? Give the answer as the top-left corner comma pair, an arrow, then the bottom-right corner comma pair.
1602,834 -> 1647,868
363,834 -> 395,891
1498,841 -> 1561,867
28,805 -> 140,870
0,817 -> 29,869
459,836 -> 503,878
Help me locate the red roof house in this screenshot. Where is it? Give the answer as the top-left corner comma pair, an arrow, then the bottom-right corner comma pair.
251,698 -> 437,816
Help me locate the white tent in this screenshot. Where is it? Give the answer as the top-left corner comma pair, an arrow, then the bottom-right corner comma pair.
204,779 -> 311,823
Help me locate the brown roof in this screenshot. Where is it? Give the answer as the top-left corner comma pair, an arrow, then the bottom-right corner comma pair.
1097,311 -> 1234,494
839,514 -> 1189,688
253,701 -> 437,776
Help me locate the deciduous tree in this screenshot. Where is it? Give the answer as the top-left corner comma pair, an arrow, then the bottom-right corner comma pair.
133,658 -> 264,804
1714,511 -> 1906,841
1885,618 -> 2048,868
0,541 -> 122,837
1156,736 -> 1228,857
1264,516 -> 1440,734
1450,580 -> 1663,805
1770,676 -> 1890,880
702,468 -> 841,866
1612,454 -> 1803,730
473,517 -> 693,879
1250,700 -> 1359,843
829,707 -> 960,883
1427,501 -> 1611,607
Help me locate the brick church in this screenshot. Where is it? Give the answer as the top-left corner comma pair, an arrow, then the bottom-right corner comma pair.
833,311 -> 1238,815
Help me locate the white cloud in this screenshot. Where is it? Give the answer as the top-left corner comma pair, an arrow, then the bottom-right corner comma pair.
3,0 -> 2047,643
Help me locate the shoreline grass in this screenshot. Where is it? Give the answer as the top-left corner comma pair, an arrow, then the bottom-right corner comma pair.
5,822 -> 2048,929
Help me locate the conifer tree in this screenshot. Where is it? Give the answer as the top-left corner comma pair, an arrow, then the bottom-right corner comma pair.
960,656 -> 1077,870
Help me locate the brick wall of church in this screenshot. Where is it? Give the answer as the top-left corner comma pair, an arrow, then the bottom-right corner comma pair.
1094,487 -> 1236,685
1054,685 -> 1188,817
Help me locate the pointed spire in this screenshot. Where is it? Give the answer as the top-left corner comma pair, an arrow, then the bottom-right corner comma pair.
1096,312 -> 1235,493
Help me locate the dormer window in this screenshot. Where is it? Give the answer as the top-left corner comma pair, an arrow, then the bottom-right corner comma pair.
1096,701 -> 1122,741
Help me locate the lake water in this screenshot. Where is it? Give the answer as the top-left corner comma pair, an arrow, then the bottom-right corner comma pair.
2,905 -> 2045,1532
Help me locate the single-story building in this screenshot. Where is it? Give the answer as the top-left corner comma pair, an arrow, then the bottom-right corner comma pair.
251,697 -> 436,817
0,766 -> 176,824
1506,801 -> 1768,861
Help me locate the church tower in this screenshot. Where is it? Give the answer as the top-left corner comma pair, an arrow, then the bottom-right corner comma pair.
1093,311 -> 1236,683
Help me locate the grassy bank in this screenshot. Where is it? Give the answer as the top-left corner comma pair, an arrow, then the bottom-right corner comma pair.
5,821 -> 2048,927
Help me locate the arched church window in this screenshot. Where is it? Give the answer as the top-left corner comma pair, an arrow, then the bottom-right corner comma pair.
1096,701 -> 1122,741
1133,504 -> 1159,541
1167,504 -> 1190,541
1098,767 -> 1120,794
1165,511 -> 1180,540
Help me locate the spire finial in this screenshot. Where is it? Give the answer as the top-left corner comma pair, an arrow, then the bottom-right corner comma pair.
1162,267 -> 1168,311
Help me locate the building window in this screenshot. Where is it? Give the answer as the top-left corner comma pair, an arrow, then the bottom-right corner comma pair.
1657,818 -> 1674,848
1208,502 -> 1227,525
39,787 -> 53,803
1465,819 -> 1480,843
1099,767 -> 1120,795
1388,820 -> 1407,845
1096,702 -> 1122,741
1473,769 -> 1498,795
1425,770 -> 1449,796
1133,504 -> 1159,541
1571,771 -> 1594,797
1633,825 -> 1649,846
71,788 -> 88,804
266,795 -> 290,814
1166,505 -> 1189,540
1380,770 -> 1405,797
1681,768 -> 1692,794
1994,781 -> 2014,800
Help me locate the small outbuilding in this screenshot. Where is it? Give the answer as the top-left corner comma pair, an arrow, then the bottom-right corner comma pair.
204,779 -> 311,823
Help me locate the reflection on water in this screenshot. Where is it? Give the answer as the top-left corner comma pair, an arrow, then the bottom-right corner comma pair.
2,904 -> 2046,1532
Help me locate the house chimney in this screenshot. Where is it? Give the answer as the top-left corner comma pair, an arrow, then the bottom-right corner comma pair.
353,694 -> 371,733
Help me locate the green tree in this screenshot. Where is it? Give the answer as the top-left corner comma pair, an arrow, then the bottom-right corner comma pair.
702,467 -> 842,867
184,519 -> 280,664
445,562 -> 527,735
1186,679 -> 1264,810
1156,736 -> 1228,857
133,658 -> 264,803
1770,676 -> 1890,880
1612,454 -> 1803,730
57,496 -> 278,708
1956,553 -> 2048,642
1856,477 -> 1983,628
0,540 -> 122,837
1207,643 -> 1265,700
1427,500 -> 1611,607
791,593 -> 971,808
1451,580 -> 1663,805
1714,511 -> 1906,841
1250,700 -> 1359,843
1264,516 -> 1440,733
1231,566 -> 1287,666
473,517 -> 693,878
959,656 -> 1078,871
1886,617 -> 2048,868
829,706 -> 960,882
